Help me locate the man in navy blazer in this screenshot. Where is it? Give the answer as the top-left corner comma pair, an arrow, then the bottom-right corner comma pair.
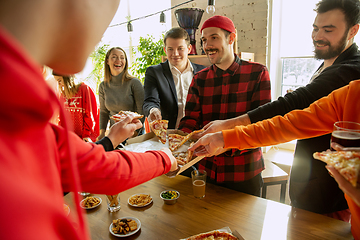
143,27 -> 206,129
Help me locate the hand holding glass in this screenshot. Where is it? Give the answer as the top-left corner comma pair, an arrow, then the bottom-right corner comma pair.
331,121 -> 360,149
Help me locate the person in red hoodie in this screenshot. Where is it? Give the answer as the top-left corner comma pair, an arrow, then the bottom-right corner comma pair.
0,0 -> 177,239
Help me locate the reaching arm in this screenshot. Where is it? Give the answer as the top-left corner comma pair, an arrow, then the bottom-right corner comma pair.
247,63 -> 357,123
143,67 -> 161,118
191,81 -> 358,157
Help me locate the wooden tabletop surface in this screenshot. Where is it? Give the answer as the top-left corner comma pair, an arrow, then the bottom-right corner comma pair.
64,175 -> 352,240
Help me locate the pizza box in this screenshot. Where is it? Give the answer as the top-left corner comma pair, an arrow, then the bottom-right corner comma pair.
180,226 -> 243,240
125,129 -> 204,176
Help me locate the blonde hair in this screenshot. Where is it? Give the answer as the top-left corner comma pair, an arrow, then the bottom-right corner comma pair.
104,47 -> 134,84
53,72 -> 80,99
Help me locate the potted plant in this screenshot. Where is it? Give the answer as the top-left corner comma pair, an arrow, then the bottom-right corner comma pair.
86,43 -> 110,93
130,34 -> 165,83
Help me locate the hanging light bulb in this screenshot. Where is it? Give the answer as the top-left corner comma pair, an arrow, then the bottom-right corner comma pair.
160,11 -> 166,23
206,0 -> 215,14
127,21 -> 133,32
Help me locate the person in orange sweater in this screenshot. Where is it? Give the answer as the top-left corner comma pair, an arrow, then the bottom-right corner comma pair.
190,80 -> 360,239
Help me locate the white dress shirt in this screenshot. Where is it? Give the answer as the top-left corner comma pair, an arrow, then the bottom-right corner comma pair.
168,60 -> 194,128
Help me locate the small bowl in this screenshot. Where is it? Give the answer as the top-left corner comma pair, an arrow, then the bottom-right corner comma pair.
160,190 -> 180,205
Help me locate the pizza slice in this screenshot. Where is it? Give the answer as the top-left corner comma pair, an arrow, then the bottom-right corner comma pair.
179,129 -> 204,147
169,129 -> 204,152
149,119 -> 168,144
173,143 -> 194,166
168,133 -> 186,151
111,110 -> 143,122
313,150 -> 360,187
186,230 -> 238,240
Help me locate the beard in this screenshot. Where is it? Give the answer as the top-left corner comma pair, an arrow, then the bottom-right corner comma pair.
313,32 -> 348,60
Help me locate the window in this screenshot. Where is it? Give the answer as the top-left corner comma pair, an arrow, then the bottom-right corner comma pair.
281,57 -> 322,96
270,0 -> 360,98
76,0 -> 171,88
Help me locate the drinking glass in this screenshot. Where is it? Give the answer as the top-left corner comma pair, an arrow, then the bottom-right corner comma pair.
191,170 -> 206,198
106,194 -> 121,212
78,192 -> 90,197
331,121 -> 360,149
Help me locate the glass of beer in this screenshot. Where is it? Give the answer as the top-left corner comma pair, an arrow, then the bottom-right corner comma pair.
191,170 -> 206,199
331,121 -> 360,149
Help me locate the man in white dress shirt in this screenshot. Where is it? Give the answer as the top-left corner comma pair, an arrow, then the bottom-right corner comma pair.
143,27 -> 206,129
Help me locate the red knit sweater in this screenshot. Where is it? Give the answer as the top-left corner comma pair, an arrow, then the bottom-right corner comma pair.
0,25 -> 171,239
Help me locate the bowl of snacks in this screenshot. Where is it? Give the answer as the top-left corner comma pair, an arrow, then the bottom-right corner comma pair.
80,196 -> 102,209
128,193 -> 153,207
109,217 -> 141,237
160,190 -> 180,205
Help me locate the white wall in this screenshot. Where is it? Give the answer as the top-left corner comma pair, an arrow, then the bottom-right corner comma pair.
171,0 -> 269,65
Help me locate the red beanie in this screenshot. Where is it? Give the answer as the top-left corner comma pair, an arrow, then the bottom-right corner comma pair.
200,15 -> 235,33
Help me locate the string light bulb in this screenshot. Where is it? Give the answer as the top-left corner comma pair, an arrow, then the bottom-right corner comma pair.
206,0 -> 215,14
127,21 -> 133,32
160,11 -> 166,23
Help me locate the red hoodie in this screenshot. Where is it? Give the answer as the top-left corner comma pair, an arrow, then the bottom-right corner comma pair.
0,26 -> 172,239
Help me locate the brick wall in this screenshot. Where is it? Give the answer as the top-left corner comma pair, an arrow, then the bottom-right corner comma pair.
171,0 -> 269,65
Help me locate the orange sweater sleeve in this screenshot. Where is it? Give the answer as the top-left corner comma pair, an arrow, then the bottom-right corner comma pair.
222,81 -> 358,150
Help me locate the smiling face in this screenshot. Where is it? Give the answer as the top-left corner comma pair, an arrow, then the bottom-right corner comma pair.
312,9 -> 353,61
164,38 -> 191,71
107,48 -> 126,76
201,27 -> 235,70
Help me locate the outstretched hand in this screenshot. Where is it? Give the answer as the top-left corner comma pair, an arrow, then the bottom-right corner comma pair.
106,116 -> 142,148
148,108 -> 162,122
160,148 -> 178,172
188,131 -> 227,157
326,165 -> 360,207
194,114 -> 251,139
328,142 -> 360,207
194,120 -> 229,139
331,142 -> 360,152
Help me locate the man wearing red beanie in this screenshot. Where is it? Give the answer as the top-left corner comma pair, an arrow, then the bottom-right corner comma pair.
178,15 -> 271,196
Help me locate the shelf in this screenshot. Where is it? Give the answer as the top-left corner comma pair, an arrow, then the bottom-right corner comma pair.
161,52 -> 254,67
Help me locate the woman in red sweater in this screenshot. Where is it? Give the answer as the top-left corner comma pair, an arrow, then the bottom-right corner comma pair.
54,72 -> 99,142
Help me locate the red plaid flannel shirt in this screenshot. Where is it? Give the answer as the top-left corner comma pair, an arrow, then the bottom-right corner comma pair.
179,55 -> 271,183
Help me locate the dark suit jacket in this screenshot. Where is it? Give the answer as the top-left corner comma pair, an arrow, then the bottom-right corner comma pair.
143,60 -> 206,129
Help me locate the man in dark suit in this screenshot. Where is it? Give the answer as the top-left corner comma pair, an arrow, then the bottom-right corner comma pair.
143,27 -> 206,129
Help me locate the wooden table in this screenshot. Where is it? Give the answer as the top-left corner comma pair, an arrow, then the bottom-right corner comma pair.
64,175 -> 352,240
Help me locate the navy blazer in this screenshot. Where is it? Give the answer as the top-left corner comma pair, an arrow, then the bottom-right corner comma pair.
143,60 -> 206,129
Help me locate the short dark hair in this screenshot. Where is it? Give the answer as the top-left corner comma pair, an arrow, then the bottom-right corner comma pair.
315,0 -> 360,29
163,27 -> 190,46
221,29 -> 231,39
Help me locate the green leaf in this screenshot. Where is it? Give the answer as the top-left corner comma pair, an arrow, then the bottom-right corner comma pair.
86,44 -> 110,94
130,34 -> 165,83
